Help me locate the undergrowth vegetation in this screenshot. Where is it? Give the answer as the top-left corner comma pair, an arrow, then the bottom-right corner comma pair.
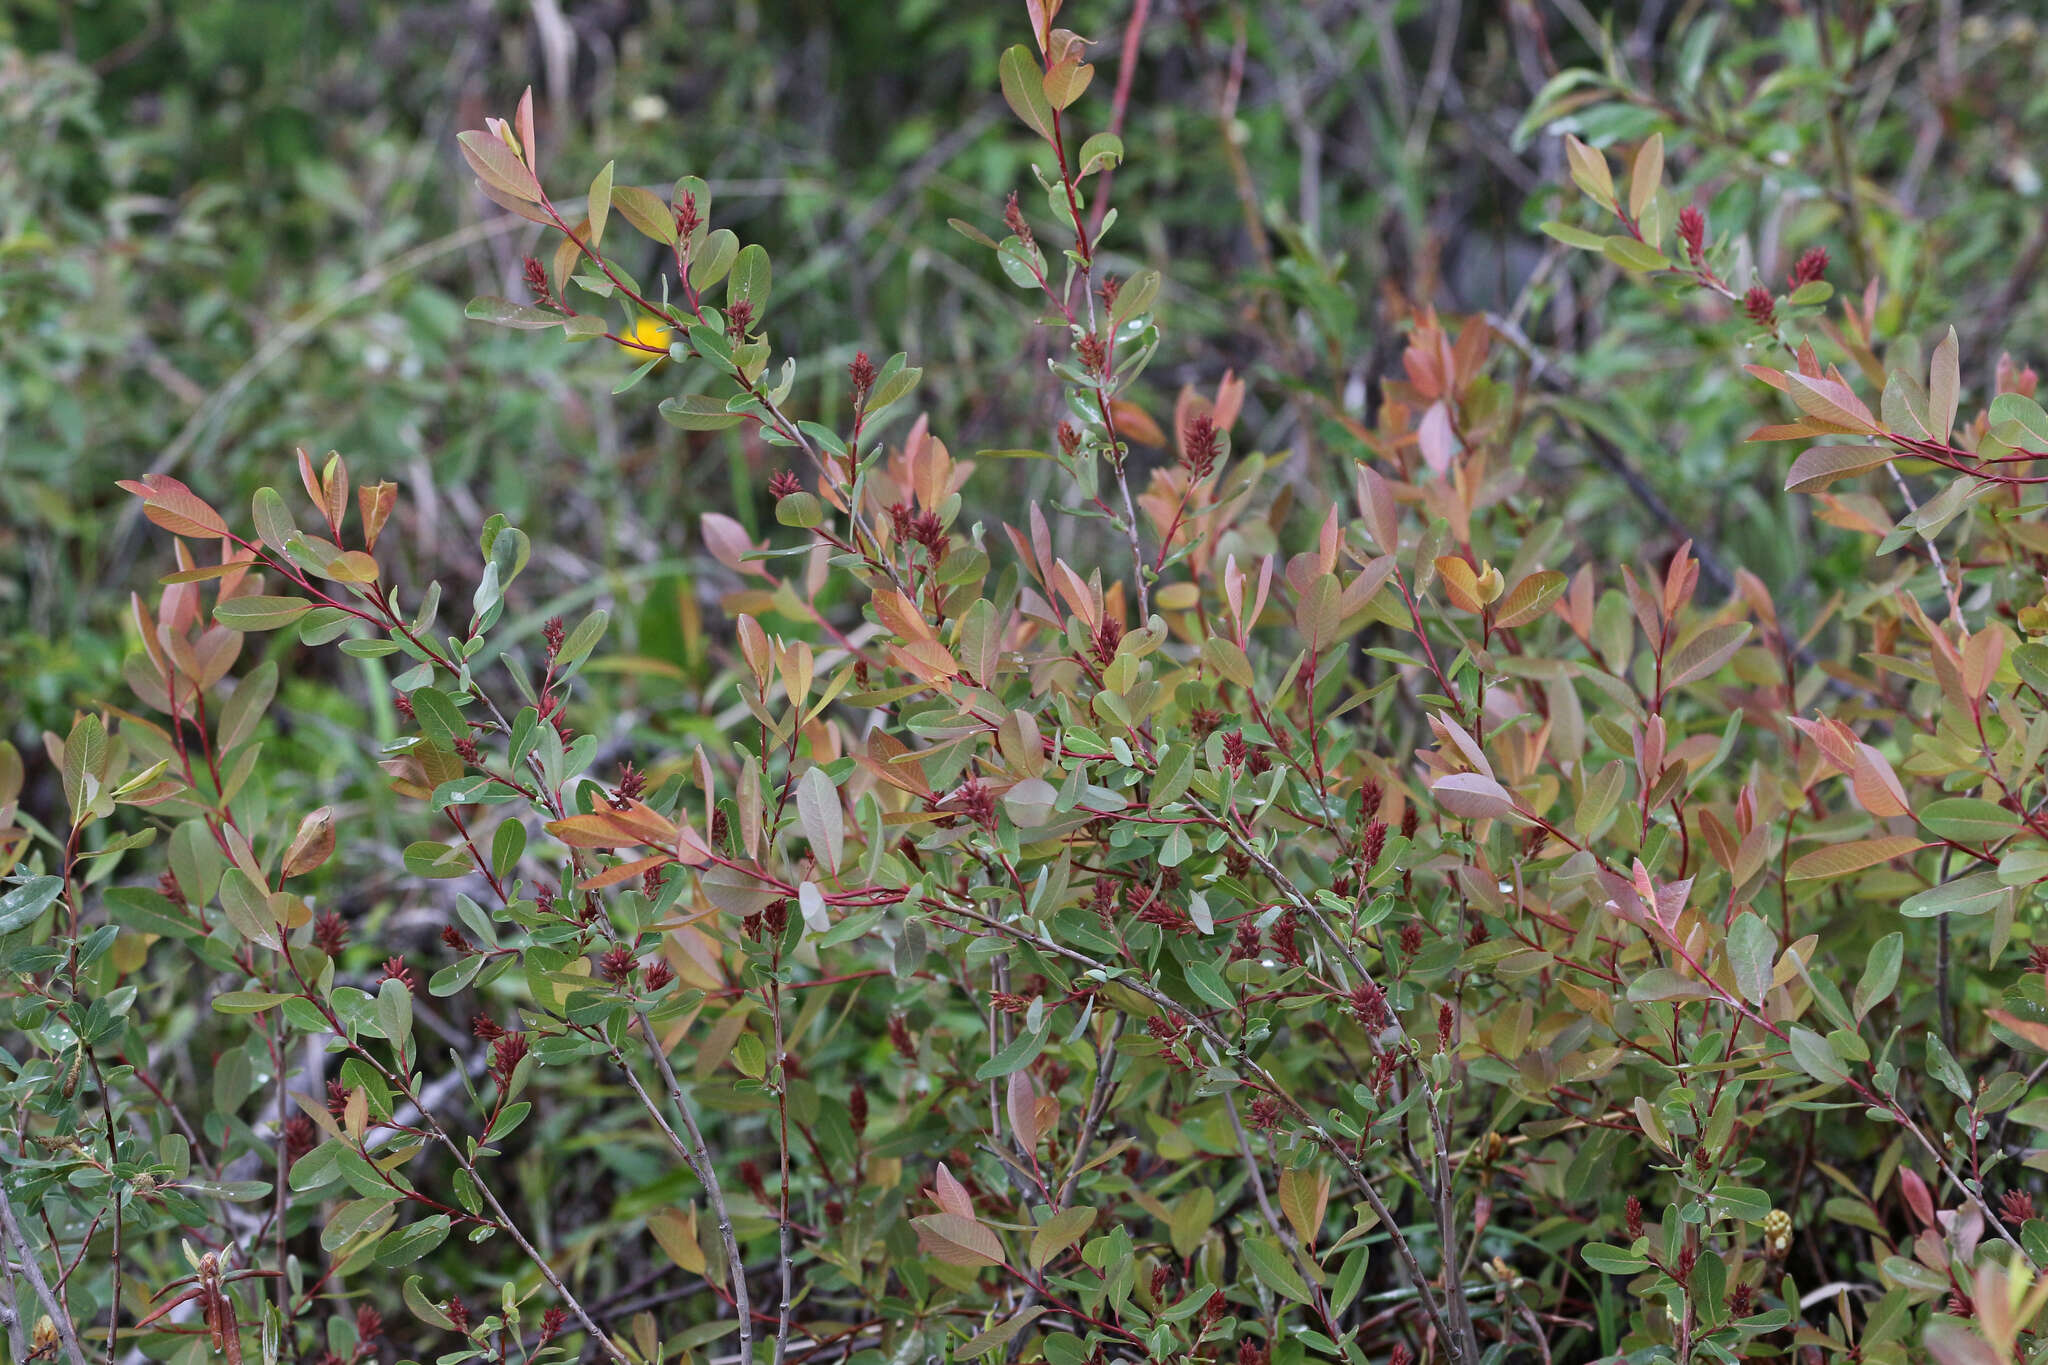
7,3 -> 2048,1364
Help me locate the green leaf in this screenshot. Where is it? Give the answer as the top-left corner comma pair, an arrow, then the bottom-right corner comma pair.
1077,132 -> 1124,175
1029,1208 -> 1097,1269
865,364 -> 922,414
728,243 -> 772,316
660,395 -> 746,431
487,1101 -> 533,1141
104,886 -> 194,938
378,977 -> 414,1056
730,1029 -> 766,1079
1901,871 -> 2008,918
289,1141 -> 346,1191
375,1215 -> 452,1266
1168,1189 -> 1215,1259
997,238 -> 1043,289
213,991 -> 290,1014
1882,1256 -> 1950,1294
0,877 -> 63,935
1725,912 -> 1774,1006
587,161 -> 614,246
402,841 -> 473,880
1917,798 -> 2020,845
1539,221 -> 1608,250
2000,846 -> 2048,887
552,609 -> 609,676
690,228 -> 739,291
776,492 -> 824,528
322,1196 -> 398,1252
464,297 -> 563,330
1925,1034 -> 1972,1102
1241,1237 -> 1312,1303
404,1276 -> 456,1330
1602,236 -> 1669,272
949,217 -> 999,249
251,486 -> 299,550
796,766 -> 844,875
1582,1243 -> 1650,1274
2015,643 -> 2048,696
491,818 -> 527,882
611,184 -> 679,246
1990,393 -> 2048,449
997,45 -> 1055,142
1183,961 -> 1235,1012
1110,270 -> 1161,326
408,687 -> 466,755
1204,636 -> 1255,688
1786,1026 -> 1848,1086
1627,968 -> 1717,1003
976,1022 -> 1050,1080
1712,1187 -> 1772,1222
1333,1246 -> 1371,1311
456,130 -> 538,201
218,662 -> 279,753
958,1309 -> 1047,1360
214,596 -> 314,631
1853,933 -> 1903,1021
218,869 -> 282,950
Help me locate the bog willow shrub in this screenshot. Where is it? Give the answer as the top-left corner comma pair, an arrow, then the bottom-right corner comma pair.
9,4 -> 2048,1364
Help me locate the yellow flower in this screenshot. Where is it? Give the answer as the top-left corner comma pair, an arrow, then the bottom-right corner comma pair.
2018,595 -> 2048,637
1474,561 -> 1506,606
617,314 -> 671,361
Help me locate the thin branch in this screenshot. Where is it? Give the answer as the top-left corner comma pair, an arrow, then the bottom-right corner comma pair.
772,985 -> 796,1365
1420,1074 -> 1482,1363
1222,1094 -> 1342,1340
633,1015 -> 754,1365
0,1188 -> 88,1365
1055,1017 -> 1127,1206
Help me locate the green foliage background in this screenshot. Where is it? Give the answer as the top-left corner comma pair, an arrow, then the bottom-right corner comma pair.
13,0 -> 2043,745
10,3 -> 2048,1362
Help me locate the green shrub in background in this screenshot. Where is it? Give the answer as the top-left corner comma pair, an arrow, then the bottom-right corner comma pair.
8,2 -> 2048,1363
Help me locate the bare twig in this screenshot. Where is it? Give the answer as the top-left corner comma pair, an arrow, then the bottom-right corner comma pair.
0,1253 -> 25,1365
1421,1075 -> 1482,1363
772,986 -> 795,1365
1055,1017 -> 1126,1206
1222,1094 -> 1342,1339
0,1188 -> 89,1365
632,1016 -> 753,1365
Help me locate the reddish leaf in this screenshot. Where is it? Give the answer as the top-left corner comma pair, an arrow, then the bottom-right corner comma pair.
1785,445 -> 1896,492
932,1162 -> 975,1218
117,475 -> 230,539
1787,837 -> 1927,881
912,1212 -> 1004,1268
